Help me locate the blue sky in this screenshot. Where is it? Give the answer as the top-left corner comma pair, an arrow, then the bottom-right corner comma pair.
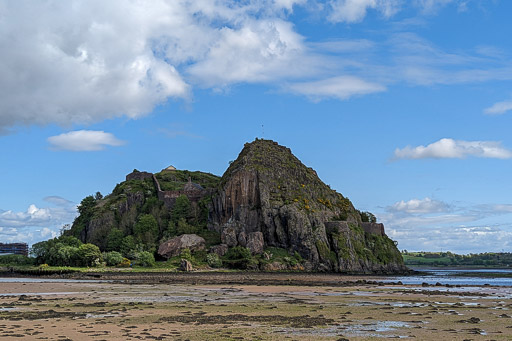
1,0 -> 512,253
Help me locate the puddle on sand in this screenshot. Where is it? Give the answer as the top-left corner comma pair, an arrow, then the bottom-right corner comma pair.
0,292 -> 77,297
392,302 -> 429,308
274,320 -> 412,338
85,313 -> 120,319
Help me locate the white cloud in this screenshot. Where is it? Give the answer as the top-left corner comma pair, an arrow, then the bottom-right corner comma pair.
273,0 -> 307,11
0,205 -> 52,228
484,100 -> 512,115
328,0 -> 402,23
286,76 -> 385,100
393,138 -> 512,160
41,227 -> 57,239
387,224 -> 512,254
47,130 -> 125,151
0,197 -> 77,245
389,197 -> 450,214
415,0 -> 455,14
187,19 -> 316,87
0,1 -> 506,131
1,1 -> 315,130
379,197 -> 512,253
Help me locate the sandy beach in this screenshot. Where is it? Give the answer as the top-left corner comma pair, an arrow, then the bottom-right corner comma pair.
0,274 -> 511,340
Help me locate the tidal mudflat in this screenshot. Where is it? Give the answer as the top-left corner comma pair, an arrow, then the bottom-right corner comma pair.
0,273 -> 511,340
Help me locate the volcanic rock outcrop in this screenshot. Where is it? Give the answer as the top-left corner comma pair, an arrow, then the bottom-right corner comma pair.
209,139 -> 406,273
67,138 -> 406,273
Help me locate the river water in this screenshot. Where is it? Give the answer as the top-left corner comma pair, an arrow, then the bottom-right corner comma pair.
381,268 -> 512,286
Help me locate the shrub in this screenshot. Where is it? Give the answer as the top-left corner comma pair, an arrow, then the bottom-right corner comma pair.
224,246 -> 253,269
135,251 -> 155,267
206,253 -> 222,268
77,244 -> 103,267
180,248 -> 192,261
104,251 -> 124,266
118,258 -> 131,267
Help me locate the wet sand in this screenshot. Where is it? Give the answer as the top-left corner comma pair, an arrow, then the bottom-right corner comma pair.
0,274 -> 511,340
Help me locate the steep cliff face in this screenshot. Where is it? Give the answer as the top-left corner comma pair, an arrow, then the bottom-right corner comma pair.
210,139 -> 406,273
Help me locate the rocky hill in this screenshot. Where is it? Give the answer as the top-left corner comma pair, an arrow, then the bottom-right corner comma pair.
210,139 -> 406,273
65,139 -> 406,273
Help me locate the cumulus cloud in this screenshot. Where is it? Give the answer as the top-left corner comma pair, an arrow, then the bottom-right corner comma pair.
378,197 -> 512,253
389,197 -> 451,214
0,196 -> 77,245
1,1 -> 348,131
47,130 -> 125,151
41,227 -> 57,239
0,205 -> 52,228
0,1 -> 310,130
0,1 -> 506,131
393,138 -> 512,160
328,0 -> 402,23
285,76 -> 385,100
187,19 -> 316,87
484,100 -> 512,115
387,224 -> 512,254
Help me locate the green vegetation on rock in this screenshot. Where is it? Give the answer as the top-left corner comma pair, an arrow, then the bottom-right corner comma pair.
31,138 -> 405,274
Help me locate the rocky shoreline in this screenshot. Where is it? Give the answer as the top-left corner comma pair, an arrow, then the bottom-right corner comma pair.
0,269 -> 414,286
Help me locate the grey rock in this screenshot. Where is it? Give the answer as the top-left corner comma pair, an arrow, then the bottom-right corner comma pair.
246,232 -> 264,254
180,259 -> 193,272
238,232 -> 247,247
221,227 -> 238,247
158,234 -> 206,259
208,139 -> 408,274
209,244 -> 228,257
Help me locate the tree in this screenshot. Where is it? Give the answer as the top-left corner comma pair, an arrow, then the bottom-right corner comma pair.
133,214 -> 159,247
171,195 -> 190,223
65,195 -> 97,238
104,251 -> 124,266
106,228 -> 124,251
56,245 -> 79,266
58,236 -> 82,248
360,211 -> 377,223
31,235 -> 83,265
76,244 -> 102,267
95,191 -> 103,201
176,217 -> 198,235
120,235 -> 136,257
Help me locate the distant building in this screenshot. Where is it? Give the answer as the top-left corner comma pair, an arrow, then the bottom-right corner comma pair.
0,243 -> 29,256
165,165 -> 176,171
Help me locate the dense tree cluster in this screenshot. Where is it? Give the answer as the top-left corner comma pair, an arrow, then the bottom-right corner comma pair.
31,236 -> 102,267
403,251 -> 512,266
